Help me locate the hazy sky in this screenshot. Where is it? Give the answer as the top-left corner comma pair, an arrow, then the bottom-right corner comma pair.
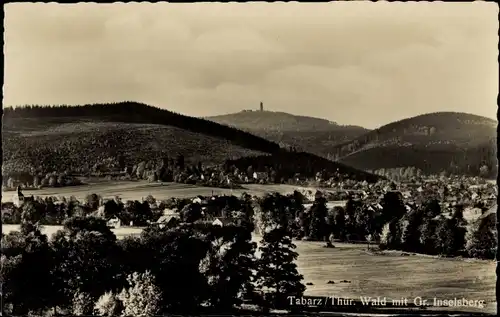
4,2 -> 498,128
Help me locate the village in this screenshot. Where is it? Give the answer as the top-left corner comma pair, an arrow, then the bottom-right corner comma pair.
4,171 -> 496,242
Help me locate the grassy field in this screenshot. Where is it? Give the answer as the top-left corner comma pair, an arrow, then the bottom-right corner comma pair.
1,181 -> 323,203
2,224 -> 496,314
291,241 -> 496,314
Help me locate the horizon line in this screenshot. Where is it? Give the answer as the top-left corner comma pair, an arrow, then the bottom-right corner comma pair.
3,101 -> 498,130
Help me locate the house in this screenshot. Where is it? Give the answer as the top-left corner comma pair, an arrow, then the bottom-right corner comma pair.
486,193 -> 496,201
1,202 -> 15,218
212,217 -> 232,227
253,172 -> 268,180
163,208 -> 178,216
107,217 -> 122,229
156,215 -> 180,229
402,191 -> 412,199
94,205 -> 106,218
192,197 -> 203,204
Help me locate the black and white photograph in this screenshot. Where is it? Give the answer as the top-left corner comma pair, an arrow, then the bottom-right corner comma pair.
1,1 -> 498,316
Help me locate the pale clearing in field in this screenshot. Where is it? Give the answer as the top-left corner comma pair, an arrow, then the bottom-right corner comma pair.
2,181 -> 318,203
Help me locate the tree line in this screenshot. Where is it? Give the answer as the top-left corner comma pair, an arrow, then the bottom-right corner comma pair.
3,148 -> 382,191
1,204 -> 306,316
340,144 -> 497,179
3,190 -> 495,261
227,151 -> 381,183
2,193 -> 251,227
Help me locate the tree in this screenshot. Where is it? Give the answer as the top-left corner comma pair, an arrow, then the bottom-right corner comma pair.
136,161 -> 146,179
419,217 -> 438,255
254,228 -> 305,311
466,213 -> 497,259
479,165 -> 489,178
118,271 -> 162,317
200,225 -> 257,310
247,165 -> 254,178
103,199 -> 121,220
176,154 -> 185,170
49,175 -> 57,187
381,191 -> 406,223
423,199 -> 441,218
94,291 -> 123,316
181,203 -> 202,223
86,193 -> 101,211
33,175 -> 40,188
138,226 -> 210,312
1,225 -> 55,316
72,291 -> 94,316
333,206 -> 346,241
308,196 -> 328,241
402,210 -> 424,252
51,217 -> 121,308
20,201 -> 44,225
258,193 -> 293,233
386,219 -> 403,249
435,217 -> 456,256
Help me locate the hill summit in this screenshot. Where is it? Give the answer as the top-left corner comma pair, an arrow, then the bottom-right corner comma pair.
330,111 -> 497,178
207,109 -> 370,157
208,109 -> 346,132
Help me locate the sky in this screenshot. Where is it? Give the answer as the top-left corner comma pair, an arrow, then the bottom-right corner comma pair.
3,2 -> 498,129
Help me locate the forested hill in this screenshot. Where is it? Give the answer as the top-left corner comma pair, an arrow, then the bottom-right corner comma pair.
208,110 -> 352,132
329,112 -> 498,177
2,102 -> 382,183
207,110 -> 370,158
3,102 -> 281,154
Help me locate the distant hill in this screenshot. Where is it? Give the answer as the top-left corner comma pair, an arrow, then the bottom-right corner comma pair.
208,110 -> 345,132
207,110 -> 370,158
328,112 -> 498,178
2,102 -> 381,182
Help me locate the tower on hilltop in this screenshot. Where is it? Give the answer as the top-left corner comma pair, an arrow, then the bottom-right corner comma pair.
260,101 -> 264,112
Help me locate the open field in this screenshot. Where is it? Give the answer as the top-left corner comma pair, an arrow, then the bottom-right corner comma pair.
1,181 -> 335,203
291,241 -> 496,314
2,224 -> 496,314
2,224 -> 144,240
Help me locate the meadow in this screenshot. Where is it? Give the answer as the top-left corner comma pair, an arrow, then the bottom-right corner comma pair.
2,181 -> 318,203
2,224 -> 496,314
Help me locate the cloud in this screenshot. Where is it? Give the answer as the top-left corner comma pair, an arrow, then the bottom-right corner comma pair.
3,2 -> 498,128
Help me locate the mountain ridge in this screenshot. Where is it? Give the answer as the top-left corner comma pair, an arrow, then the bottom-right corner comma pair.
207,109 -> 497,178
2,102 -> 382,183
207,110 -> 370,155
330,111 -> 497,177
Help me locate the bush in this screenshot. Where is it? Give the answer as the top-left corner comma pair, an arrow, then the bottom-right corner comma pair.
118,271 -> 162,317
94,291 -> 123,316
72,291 -> 95,316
